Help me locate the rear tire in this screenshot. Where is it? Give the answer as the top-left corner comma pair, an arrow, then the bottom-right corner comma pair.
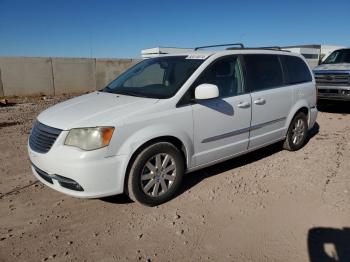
283,112 -> 308,151
126,142 -> 184,206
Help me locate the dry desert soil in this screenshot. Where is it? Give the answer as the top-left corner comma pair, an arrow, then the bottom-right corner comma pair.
0,96 -> 350,262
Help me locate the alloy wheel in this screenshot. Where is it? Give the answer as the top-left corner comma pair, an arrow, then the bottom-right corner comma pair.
140,153 -> 176,197
291,119 -> 306,145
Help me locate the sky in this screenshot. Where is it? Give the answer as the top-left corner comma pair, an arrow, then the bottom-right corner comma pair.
0,0 -> 349,59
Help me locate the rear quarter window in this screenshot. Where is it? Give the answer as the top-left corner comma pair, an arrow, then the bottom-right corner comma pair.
280,55 -> 312,85
243,54 -> 284,92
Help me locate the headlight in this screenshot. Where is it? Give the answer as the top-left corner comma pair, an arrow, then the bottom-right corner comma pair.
64,127 -> 114,151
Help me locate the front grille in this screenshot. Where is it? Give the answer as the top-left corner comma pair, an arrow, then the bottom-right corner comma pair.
29,121 -> 62,153
315,73 -> 350,86
318,89 -> 339,94
318,89 -> 350,97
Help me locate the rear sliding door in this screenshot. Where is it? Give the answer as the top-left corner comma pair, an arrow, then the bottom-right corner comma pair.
243,54 -> 293,150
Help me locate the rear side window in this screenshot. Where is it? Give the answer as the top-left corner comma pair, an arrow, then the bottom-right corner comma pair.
243,55 -> 283,91
280,55 -> 312,84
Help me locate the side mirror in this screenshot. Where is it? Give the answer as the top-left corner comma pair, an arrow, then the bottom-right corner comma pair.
194,84 -> 219,100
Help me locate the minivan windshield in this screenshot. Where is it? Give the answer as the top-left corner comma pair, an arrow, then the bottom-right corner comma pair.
322,49 -> 350,64
102,56 -> 204,99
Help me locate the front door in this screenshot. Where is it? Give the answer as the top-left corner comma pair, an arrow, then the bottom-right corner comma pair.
191,56 -> 252,166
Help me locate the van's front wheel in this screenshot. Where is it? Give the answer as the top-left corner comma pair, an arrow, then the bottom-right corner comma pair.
283,112 -> 308,151
126,142 -> 184,206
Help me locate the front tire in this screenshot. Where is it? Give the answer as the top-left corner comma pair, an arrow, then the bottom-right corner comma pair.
283,112 -> 308,151
126,142 -> 185,206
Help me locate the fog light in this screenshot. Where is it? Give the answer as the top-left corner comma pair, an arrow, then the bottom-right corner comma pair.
341,90 -> 350,96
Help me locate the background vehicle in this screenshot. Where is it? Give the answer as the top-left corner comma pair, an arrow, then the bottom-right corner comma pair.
313,48 -> 350,101
28,44 -> 318,206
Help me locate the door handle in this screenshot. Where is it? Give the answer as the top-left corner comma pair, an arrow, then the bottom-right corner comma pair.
237,101 -> 251,108
254,98 -> 266,105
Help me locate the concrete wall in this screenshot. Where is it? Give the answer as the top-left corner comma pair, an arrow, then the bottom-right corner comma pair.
52,58 -> 96,95
0,67 -> 3,97
0,57 -> 54,97
0,56 -> 139,97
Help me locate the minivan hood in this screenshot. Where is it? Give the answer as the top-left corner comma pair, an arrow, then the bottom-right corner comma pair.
314,63 -> 350,72
37,92 -> 159,130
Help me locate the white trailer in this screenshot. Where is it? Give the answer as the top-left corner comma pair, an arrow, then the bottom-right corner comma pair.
141,47 -> 194,58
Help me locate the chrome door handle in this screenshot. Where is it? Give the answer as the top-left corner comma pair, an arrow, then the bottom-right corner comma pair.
237,101 -> 251,108
254,98 -> 266,105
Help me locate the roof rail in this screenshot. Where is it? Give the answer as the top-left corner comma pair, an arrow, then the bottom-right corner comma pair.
226,46 -> 284,51
194,43 -> 244,51
226,46 -> 291,52
253,46 -> 282,50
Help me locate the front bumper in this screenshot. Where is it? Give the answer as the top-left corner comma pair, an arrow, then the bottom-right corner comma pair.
317,85 -> 350,101
28,132 -> 129,198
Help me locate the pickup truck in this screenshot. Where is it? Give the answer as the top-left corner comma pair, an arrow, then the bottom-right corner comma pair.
313,48 -> 350,101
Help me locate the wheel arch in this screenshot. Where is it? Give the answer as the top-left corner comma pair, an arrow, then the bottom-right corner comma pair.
295,106 -> 309,119
285,101 -> 310,136
123,135 -> 189,193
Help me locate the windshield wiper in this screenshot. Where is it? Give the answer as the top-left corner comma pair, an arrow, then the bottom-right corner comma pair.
114,90 -> 150,98
101,87 -> 135,96
102,87 -> 157,98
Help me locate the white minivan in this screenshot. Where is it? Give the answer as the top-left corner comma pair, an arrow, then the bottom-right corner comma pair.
28,45 -> 318,206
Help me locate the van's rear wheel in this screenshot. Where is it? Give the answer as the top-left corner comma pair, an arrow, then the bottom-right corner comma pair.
126,142 -> 184,206
283,112 -> 308,151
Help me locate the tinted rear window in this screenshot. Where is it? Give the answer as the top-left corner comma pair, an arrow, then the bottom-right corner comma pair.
244,54 -> 283,91
281,55 -> 312,84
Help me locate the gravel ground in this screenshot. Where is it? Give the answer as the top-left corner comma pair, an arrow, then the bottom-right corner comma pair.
0,96 -> 349,262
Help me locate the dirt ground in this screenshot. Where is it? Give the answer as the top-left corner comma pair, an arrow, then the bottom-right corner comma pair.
0,96 -> 349,262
